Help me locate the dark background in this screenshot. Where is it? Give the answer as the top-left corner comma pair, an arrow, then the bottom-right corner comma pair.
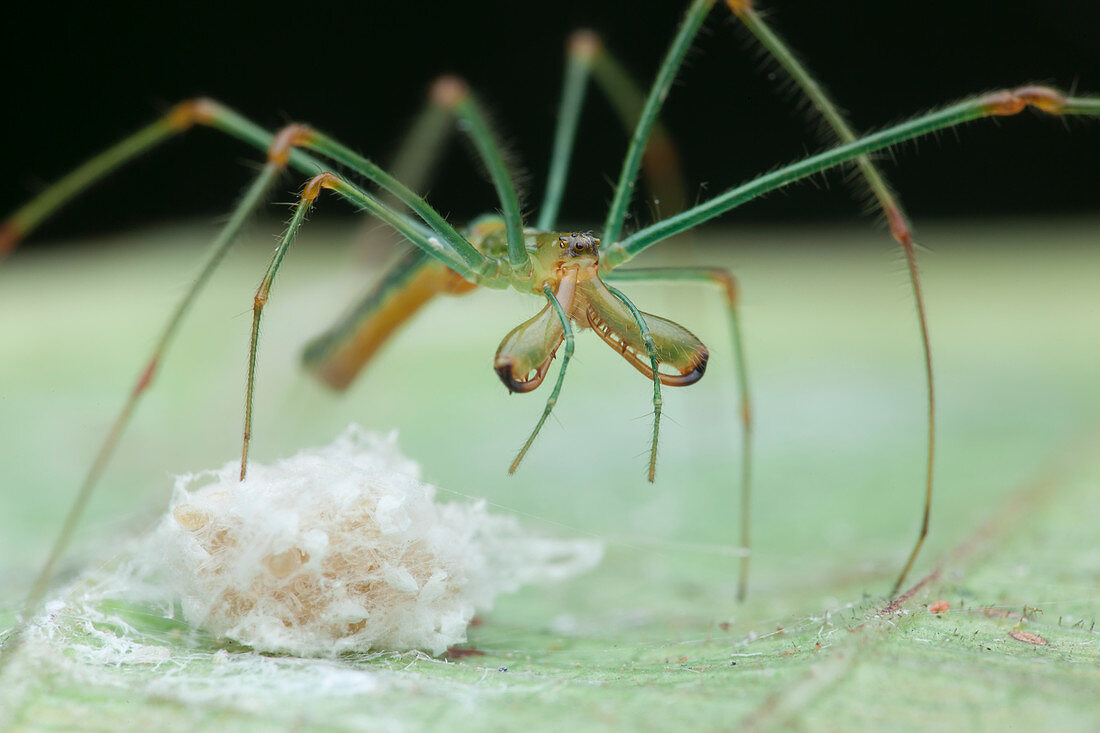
5,0 -> 1098,247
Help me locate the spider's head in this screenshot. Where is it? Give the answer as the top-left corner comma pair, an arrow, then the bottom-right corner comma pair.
556,232 -> 600,261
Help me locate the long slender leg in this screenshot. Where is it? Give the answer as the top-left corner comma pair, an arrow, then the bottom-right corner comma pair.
538,36 -> 593,230
241,187 -> 315,478
427,77 -> 529,273
352,77 -> 458,251
586,34 -> 689,224
727,0 -> 934,597
606,266 -> 752,600
602,0 -> 715,247
538,30 -> 688,231
509,283 -> 577,474
0,144 -> 290,670
2,99 -> 491,278
5,104 -> 497,538
0,100 -> 218,260
1,115 -> 503,666
604,283 -> 664,483
238,170 -> 487,478
605,88 -> 1100,263
601,87 -> 1098,593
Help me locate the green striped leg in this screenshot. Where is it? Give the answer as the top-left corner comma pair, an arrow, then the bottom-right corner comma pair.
0,105 -> 503,669
0,160 -> 282,672
424,77 -> 529,272
351,78 -> 459,252
538,30 -> 689,230
601,86 -> 1099,594
727,0 -> 935,596
241,171 -> 494,479
602,0 -> 715,247
509,285 -> 576,474
604,87 -> 1100,266
603,283 -> 664,484
2,100 -> 490,278
606,266 -> 752,600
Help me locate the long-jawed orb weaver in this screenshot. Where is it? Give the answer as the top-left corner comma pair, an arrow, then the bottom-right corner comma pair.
2,0 -> 1097,662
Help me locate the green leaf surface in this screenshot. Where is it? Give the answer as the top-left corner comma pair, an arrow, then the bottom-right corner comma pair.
2,220 -> 1099,731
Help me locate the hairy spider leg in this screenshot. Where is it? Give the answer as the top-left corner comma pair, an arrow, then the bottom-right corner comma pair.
0,100 -> 490,275
604,283 -> 665,484
601,0 -> 714,248
603,86 -> 1100,590
351,76 -> 461,253
726,0 -> 934,597
509,280 -> 578,473
0,103 -> 512,668
591,0 -> 1097,596
605,267 -> 751,599
539,29 -> 689,231
606,89 -> 1100,258
241,170 -> 505,479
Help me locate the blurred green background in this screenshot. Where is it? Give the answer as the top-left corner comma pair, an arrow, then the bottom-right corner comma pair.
2,219 -> 1099,730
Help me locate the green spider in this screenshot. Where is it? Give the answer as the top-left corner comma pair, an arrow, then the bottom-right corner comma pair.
2,0 -> 1096,657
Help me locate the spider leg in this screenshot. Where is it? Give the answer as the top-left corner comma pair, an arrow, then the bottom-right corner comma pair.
600,86 -> 1098,594
602,0 -> 714,247
509,283 -> 577,475
309,73 -> 555,392
538,30 -> 688,231
606,267 -> 752,600
0,113 -> 503,666
727,0 -> 934,597
2,100 -> 490,277
605,87 -> 1100,263
603,283 -> 664,485
0,128 -> 303,669
353,76 -> 459,253
241,171 -> 485,478
426,77 -> 529,272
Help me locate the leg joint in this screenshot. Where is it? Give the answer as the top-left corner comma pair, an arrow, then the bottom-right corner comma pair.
982,86 -> 1066,116
567,29 -> 602,61
268,123 -> 316,166
430,75 -> 470,110
725,0 -> 753,18
302,172 -> 341,201
167,98 -> 224,130
706,267 -> 740,305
